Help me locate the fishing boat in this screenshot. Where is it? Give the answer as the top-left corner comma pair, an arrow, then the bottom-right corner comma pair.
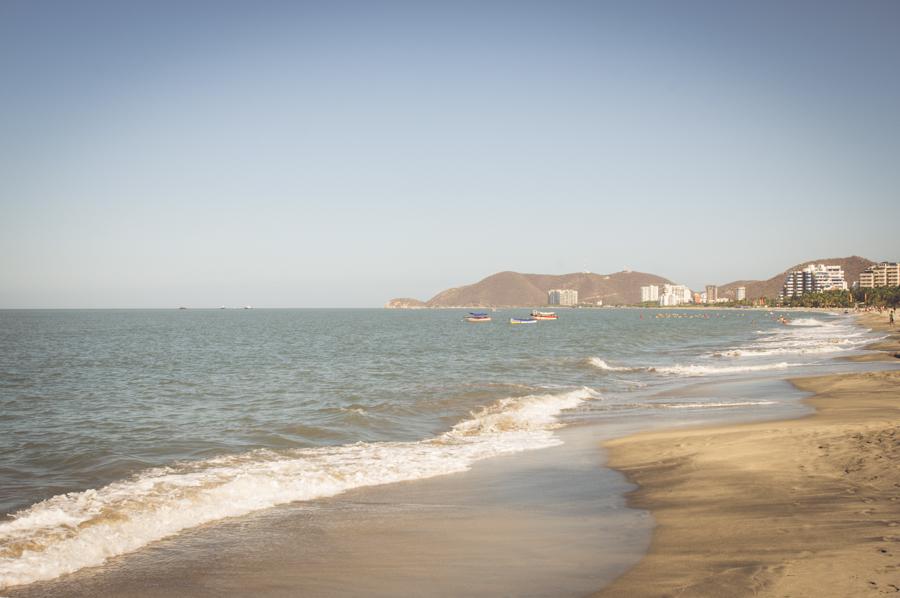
465,312 -> 492,322
530,310 -> 558,320
509,317 -> 538,324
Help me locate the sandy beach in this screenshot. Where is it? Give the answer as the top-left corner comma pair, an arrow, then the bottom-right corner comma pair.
597,312 -> 900,597
849,312 -> 900,362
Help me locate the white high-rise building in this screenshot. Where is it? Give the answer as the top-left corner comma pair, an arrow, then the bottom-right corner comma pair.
782,269 -> 815,298
859,262 -> 899,288
782,264 -> 847,298
548,289 -> 578,306
815,265 -> 847,291
736,286 -> 746,301
658,284 -> 692,306
640,285 -> 659,303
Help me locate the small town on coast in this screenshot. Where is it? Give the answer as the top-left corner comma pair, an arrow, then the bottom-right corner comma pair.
635,260 -> 900,309
387,258 -> 900,311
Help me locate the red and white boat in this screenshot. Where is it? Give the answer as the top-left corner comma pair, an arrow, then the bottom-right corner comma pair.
530,310 -> 558,320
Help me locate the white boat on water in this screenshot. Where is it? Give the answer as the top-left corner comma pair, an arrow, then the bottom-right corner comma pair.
509,317 -> 538,325
531,310 -> 558,320
465,312 -> 492,322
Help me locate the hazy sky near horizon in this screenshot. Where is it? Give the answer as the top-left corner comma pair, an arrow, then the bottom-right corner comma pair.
2,1 -> 899,307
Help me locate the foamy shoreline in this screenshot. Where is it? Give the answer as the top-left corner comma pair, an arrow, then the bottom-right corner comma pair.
0,388 -> 601,591
595,312 -> 900,597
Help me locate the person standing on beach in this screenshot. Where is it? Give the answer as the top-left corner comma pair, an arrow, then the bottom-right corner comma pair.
890,309 -> 895,327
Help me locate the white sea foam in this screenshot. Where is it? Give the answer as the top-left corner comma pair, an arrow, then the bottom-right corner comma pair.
339,406 -> 368,416
591,356 -> 805,377
0,387 -> 598,590
716,344 -> 851,358
713,316 -> 876,359
588,358 -> 642,372
652,362 -> 797,377
655,400 -> 777,409
787,318 -> 824,327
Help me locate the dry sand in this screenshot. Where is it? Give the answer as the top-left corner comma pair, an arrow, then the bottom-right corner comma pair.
596,314 -> 900,597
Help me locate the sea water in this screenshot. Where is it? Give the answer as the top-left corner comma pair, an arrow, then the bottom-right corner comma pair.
0,308 -> 889,593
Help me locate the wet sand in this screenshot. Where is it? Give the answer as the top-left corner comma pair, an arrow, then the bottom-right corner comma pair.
596,315 -> 900,597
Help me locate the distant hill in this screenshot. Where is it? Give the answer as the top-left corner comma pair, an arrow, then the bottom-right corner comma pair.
384,298 -> 427,309
717,256 -> 876,299
388,270 -> 672,308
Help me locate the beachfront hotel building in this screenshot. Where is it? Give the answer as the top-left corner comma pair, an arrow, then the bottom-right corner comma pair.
705,285 -> 717,303
736,286 -> 746,301
816,265 -> 848,291
859,262 -> 900,288
782,269 -> 815,298
659,284 -> 692,306
781,264 -> 848,298
640,285 -> 659,303
548,289 -> 578,306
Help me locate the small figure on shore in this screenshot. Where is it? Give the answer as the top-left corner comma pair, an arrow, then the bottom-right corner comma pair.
890,309 -> 895,327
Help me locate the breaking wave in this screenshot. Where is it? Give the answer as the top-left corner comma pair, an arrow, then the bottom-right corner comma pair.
0,387 -> 598,590
786,318 -> 824,327
653,400 -> 777,409
714,344 -> 851,357
591,358 -> 802,377
651,362 -> 798,377
712,316 -> 874,359
587,358 -> 644,372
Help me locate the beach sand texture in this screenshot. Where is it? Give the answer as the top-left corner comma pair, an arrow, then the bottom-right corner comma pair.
597,314 -> 900,597
849,312 -> 900,362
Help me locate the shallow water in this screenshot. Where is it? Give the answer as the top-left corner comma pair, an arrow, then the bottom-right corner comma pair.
0,307 -> 889,593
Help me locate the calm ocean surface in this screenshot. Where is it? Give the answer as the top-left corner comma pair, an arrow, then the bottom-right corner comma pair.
0,307 -> 886,591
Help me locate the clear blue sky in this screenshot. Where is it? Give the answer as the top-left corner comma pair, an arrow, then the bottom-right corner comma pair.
2,1 -> 898,307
